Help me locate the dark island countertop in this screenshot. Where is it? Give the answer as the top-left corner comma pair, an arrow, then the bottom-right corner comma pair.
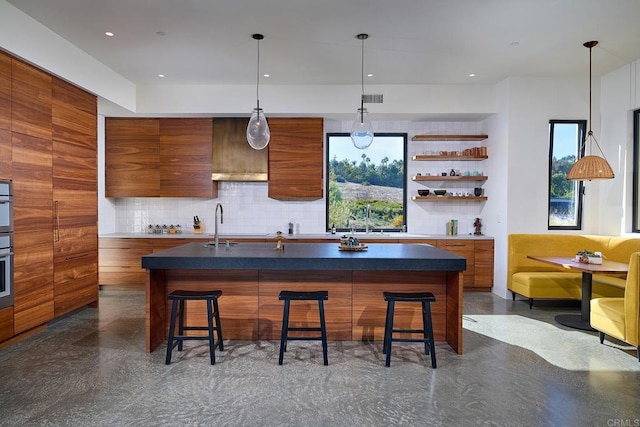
141,242 -> 467,272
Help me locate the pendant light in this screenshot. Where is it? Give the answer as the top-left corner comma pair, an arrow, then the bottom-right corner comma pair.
247,33 -> 270,150
566,41 -> 614,180
350,33 -> 374,149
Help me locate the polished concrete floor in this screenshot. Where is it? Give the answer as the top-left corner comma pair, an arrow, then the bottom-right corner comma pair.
1,291 -> 639,426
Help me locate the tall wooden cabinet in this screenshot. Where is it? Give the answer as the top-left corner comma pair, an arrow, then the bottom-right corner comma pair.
11,60 -> 54,334
52,77 -> 98,317
0,54 -> 98,342
268,117 -> 324,200
105,118 -> 217,198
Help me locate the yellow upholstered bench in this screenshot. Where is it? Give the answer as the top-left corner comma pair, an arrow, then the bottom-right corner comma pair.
590,252 -> 640,362
508,234 -> 636,308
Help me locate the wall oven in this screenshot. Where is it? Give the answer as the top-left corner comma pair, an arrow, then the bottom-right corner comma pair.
0,180 -> 12,233
0,233 -> 13,309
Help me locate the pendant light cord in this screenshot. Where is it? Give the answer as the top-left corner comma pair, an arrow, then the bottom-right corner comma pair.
256,36 -> 260,111
588,43 -> 592,135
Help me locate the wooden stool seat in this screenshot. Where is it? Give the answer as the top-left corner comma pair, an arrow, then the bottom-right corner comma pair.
383,291 -> 437,368
165,289 -> 224,365
278,290 -> 329,365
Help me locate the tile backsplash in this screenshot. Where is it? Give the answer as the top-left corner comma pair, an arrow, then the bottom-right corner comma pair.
103,120 -> 488,236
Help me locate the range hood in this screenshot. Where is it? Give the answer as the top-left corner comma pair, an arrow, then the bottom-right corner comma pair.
211,118 -> 268,181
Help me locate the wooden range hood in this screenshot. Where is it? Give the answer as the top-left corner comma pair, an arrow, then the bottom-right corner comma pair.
211,118 -> 268,181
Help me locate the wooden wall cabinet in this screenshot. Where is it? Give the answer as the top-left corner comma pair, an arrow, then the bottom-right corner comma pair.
268,117 -> 324,201
105,118 -> 217,198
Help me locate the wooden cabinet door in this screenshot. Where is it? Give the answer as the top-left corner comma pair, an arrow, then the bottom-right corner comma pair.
105,118 -> 160,197
0,51 -> 10,132
0,53 -> 10,177
474,240 -> 494,289
12,133 -> 54,333
99,238 -> 153,290
436,239 -> 475,289
11,59 -> 52,141
52,78 -> 98,315
268,118 -> 324,200
159,118 -> 216,198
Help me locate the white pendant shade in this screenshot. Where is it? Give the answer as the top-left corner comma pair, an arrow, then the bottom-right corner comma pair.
350,107 -> 374,149
247,107 -> 270,150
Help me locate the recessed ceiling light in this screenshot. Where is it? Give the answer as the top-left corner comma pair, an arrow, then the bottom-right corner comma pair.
105,31 -> 114,37
510,41 -> 520,46
158,74 -> 165,78
367,73 -> 373,77
263,74 -> 270,78
468,73 -> 476,77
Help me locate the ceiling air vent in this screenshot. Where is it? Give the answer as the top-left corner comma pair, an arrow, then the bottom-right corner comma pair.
362,94 -> 383,104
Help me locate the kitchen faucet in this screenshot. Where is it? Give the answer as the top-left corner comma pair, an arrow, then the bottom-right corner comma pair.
214,203 -> 223,247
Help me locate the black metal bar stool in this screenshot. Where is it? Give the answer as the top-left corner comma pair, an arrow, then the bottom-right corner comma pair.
278,290 -> 329,366
165,290 -> 224,365
383,291 -> 437,368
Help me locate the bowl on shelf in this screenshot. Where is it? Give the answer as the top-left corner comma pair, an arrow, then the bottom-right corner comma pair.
434,189 -> 447,196
417,189 -> 430,196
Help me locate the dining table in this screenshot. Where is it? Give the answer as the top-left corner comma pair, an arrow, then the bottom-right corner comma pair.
526,255 -> 628,331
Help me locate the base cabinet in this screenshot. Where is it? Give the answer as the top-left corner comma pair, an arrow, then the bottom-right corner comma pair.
99,237 -> 494,291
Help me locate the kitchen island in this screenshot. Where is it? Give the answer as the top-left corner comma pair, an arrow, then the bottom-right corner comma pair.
142,242 -> 466,354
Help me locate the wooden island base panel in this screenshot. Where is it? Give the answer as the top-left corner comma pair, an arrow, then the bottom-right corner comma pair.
143,243 -> 466,354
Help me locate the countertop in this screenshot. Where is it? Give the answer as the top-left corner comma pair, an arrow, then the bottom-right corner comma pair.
100,232 -> 493,240
141,242 -> 467,271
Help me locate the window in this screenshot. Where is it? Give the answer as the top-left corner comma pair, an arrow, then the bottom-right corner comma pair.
633,109 -> 640,232
326,133 -> 406,232
548,120 -> 586,229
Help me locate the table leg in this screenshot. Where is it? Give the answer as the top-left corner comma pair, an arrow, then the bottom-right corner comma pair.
555,272 -> 595,331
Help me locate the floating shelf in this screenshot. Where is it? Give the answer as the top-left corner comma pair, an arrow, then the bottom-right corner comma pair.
412,196 -> 488,201
412,175 -> 487,182
412,155 -> 488,161
411,134 -> 488,141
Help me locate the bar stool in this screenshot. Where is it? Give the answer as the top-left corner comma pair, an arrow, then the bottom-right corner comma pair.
278,290 -> 329,366
383,291 -> 437,368
165,290 -> 224,365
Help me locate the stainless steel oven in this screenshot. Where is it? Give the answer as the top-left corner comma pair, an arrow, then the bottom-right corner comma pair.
0,180 -> 12,233
0,233 -> 13,310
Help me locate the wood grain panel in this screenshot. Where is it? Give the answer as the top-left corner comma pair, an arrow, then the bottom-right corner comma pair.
0,51 -> 10,131
0,306 -> 14,342
352,270 -> 447,341
54,253 -> 98,317
105,118 -> 160,197
446,271 -> 463,353
258,270 -> 352,340
0,129 -> 10,179
14,300 -> 54,334
99,238 -> 154,250
52,77 -> 96,149
159,118 -> 216,198
99,239 -> 153,289
11,59 -> 52,140
268,118 -> 324,200
474,240 -> 494,289
165,269 -> 259,340
99,269 -> 148,290
147,269 -> 166,352
437,239 -> 474,288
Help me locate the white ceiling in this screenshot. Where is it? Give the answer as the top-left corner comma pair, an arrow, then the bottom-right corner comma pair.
7,0 -> 640,87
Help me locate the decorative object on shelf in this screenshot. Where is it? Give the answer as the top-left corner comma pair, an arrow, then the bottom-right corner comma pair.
474,187 -> 483,197
566,41 -> 614,181
418,189 -> 430,196
350,33 -> 374,149
247,33 -> 271,150
434,189 -> 447,196
474,218 -> 482,235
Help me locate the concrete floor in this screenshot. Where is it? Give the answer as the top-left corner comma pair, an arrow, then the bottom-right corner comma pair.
0,291 -> 639,426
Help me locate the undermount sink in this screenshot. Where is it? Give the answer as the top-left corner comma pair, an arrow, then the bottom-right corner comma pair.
204,240 -> 240,247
